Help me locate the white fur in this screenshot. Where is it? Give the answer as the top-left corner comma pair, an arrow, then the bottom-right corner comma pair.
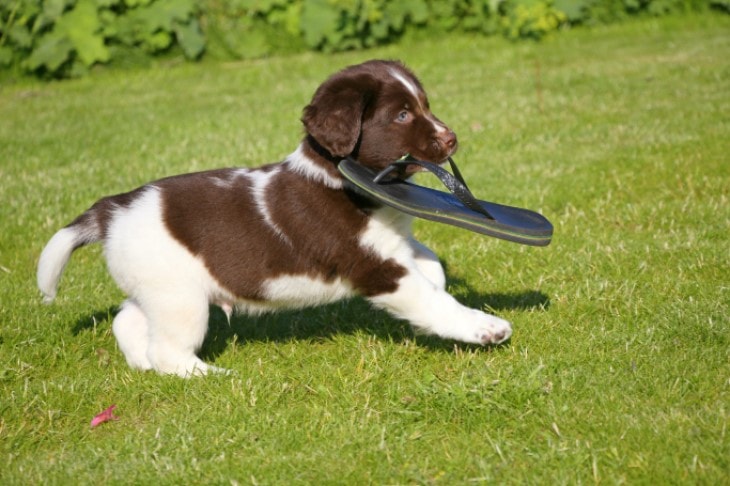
389,68 -> 419,98
37,227 -> 79,303
361,208 -> 512,345
104,188 -> 229,376
286,144 -> 343,189
429,116 -> 448,134
262,274 -> 354,308
409,238 -> 446,290
112,299 -> 152,370
248,167 -> 291,244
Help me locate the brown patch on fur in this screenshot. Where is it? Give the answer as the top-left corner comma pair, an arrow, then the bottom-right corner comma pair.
159,168 -> 281,300
158,164 -> 405,300
263,167 -> 406,296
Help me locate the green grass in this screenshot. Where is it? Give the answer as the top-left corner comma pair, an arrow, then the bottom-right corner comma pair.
1,13 -> 728,484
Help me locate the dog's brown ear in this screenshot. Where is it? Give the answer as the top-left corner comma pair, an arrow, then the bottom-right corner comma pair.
302,70 -> 379,158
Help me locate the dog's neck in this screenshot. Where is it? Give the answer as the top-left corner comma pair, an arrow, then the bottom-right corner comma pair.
302,135 -> 348,177
299,135 -> 383,211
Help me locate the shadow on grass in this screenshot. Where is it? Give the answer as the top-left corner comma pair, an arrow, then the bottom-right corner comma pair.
452,287 -> 551,313
72,306 -> 117,335
441,263 -> 551,314
199,286 -> 550,361
71,286 -> 549,360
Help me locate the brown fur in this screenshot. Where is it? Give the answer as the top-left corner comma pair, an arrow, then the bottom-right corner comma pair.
88,60 -> 456,303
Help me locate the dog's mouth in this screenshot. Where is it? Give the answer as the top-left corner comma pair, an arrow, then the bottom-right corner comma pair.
376,152 -> 459,183
371,154 -> 473,195
410,137 -> 459,171
397,152 -> 455,178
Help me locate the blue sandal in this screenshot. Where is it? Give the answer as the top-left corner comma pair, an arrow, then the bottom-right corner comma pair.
338,156 -> 553,246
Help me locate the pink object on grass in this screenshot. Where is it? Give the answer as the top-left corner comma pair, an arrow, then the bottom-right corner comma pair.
90,405 -> 118,428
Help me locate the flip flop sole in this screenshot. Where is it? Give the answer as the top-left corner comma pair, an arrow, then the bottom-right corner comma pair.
339,159 -> 553,247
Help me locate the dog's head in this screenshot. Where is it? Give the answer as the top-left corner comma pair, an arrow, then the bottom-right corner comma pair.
302,60 -> 457,173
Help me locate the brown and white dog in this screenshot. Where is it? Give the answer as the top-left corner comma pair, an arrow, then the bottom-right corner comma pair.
37,60 -> 511,377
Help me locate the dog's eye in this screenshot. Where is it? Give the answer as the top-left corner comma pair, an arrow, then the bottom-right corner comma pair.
395,110 -> 410,123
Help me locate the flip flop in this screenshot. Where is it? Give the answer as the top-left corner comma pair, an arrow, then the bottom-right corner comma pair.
338,156 -> 553,246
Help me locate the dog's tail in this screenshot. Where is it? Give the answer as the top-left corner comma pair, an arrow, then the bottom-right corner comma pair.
37,205 -> 107,303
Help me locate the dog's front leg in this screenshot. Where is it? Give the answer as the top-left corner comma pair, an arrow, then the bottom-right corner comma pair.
409,238 -> 446,290
369,270 -> 512,345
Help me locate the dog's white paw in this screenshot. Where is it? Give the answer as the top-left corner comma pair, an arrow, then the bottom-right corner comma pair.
205,364 -> 233,377
462,310 -> 512,345
167,359 -> 231,378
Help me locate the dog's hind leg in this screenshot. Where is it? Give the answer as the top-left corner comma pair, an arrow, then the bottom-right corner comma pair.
112,299 -> 152,371
139,290 -> 220,377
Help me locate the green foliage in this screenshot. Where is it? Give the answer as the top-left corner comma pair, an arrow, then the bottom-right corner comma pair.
201,0 -> 304,59
0,0 -> 202,77
113,0 -> 204,58
298,0 -> 429,51
711,0 -> 730,11
423,0 -> 568,39
202,0 -> 430,59
0,0 -> 725,77
501,0 -> 568,39
557,0 -> 717,24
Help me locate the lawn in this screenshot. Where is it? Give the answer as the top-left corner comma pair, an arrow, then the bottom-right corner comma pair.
1,13 -> 728,484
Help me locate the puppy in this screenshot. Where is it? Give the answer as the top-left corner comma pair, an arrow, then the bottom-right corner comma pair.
38,60 -> 512,377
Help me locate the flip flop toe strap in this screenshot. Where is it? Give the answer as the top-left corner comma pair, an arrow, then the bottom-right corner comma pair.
373,157 -> 495,220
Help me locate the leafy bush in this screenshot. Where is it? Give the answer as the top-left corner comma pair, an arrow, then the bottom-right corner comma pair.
299,0 -> 429,51
556,0 -> 720,24
0,0 -> 204,77
201,0 -> 304,60
0,0 -> 724,78
201,0 -> 430,59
